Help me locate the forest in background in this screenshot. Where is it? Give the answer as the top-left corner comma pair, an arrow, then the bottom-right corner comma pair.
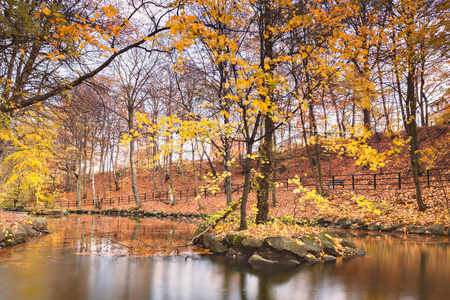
1,0 -> 449,229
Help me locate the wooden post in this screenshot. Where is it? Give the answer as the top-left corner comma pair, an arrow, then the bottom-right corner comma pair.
128,195 -> 130,203
186,189 -> 189,199
373,174 -> 377,190
180,190 -> 182,200
332,175 -> 335,189
352,175 -> 355,189
427,170 -> 430,188
398,173 -> 401,189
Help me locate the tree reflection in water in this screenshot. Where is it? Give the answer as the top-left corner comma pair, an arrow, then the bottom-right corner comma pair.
0,215 -> 449,300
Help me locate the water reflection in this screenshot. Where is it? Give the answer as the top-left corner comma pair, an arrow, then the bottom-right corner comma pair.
0,215 -> 449,300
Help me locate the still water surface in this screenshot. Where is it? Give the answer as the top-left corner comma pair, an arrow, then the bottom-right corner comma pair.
0,215 -> 449,300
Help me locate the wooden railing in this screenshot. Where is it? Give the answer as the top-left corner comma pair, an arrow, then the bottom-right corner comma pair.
58,168 -> 449,208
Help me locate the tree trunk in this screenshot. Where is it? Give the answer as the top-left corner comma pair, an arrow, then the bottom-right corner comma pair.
129,116 -> 141,208
405,67 -> 426,211
272,134 -> 276,208
224,144 -> 232,206
239,142 -> 254,230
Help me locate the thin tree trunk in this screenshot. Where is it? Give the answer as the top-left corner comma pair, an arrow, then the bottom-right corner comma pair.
239,142 -> 254,230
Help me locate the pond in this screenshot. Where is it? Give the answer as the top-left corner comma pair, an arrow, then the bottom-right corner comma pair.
0,215 -> 449,300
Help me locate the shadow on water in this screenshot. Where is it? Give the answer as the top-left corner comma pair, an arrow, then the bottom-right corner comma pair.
0,215 -> 449,300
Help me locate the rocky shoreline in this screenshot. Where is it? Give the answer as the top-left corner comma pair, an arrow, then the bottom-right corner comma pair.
27,208 -> 449,237
195,233 -> 366,266
0,217 -> 50,249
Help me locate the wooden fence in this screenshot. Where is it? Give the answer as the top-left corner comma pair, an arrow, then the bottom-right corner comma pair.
58,168 -> 450,208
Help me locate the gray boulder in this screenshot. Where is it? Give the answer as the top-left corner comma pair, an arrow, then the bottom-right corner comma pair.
380,225 -> 394,232
32,217 -> 47,231
300,238 -> 321,256
201,234 -> 227,254
255,246 -> 303,264
413,227 -> 426,235
0,229 -> 6,243
319,236 -> 340,257
304,254 -> 320,264
407,224 -> 416,233
321,254 -> 337,261
367,224 -> 381,231
4,228 -> 16,246
343,248 -> 366,256
242,238 -> 264,252
393,223 -> 405,230
265,236 -> 307,258
431,224 -> 445,235
13,227 -> 28,243
340,238 -> 356,249
225,234 -> 246,247
20,223 -> 39,237
209,241 -> 228,254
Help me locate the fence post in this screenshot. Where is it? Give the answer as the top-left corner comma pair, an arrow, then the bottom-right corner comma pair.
332,175 -> 335,189
144,193 -> 146,201
352,175 -> 355,189
373,174 -> 377,190
286,179 -> 289,190
427,170 -> 430,188
398,173 -> 401,189
186,189 -> 189,199
128,195 -> 130,203
118,197 -> 120,204
180,190 -> 182,200
110,198 -> 112,205
204,189 -> 207,197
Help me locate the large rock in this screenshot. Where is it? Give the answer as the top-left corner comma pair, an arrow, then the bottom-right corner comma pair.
209,241 -> 228,254
343,248 -> 366,256
318,236 -> 340,257
430,224 -> 445,235
0,229 -> 6,243
225,234 -> 246,247
380,225 -> 394,232
12,227 -> 28,243
242,238 -> 264,252
265,236 -> 307,258
4,228 -> 16,246
254,244 -> 305,265
300,238 -> 321,256
340,238 -> 356,249
393,223 -> 405,230
201,234 -> 228,254
407,225 -> 416,233
367,224 -> 381,231
20,223 -> 39,237
32,217 -> 47,231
